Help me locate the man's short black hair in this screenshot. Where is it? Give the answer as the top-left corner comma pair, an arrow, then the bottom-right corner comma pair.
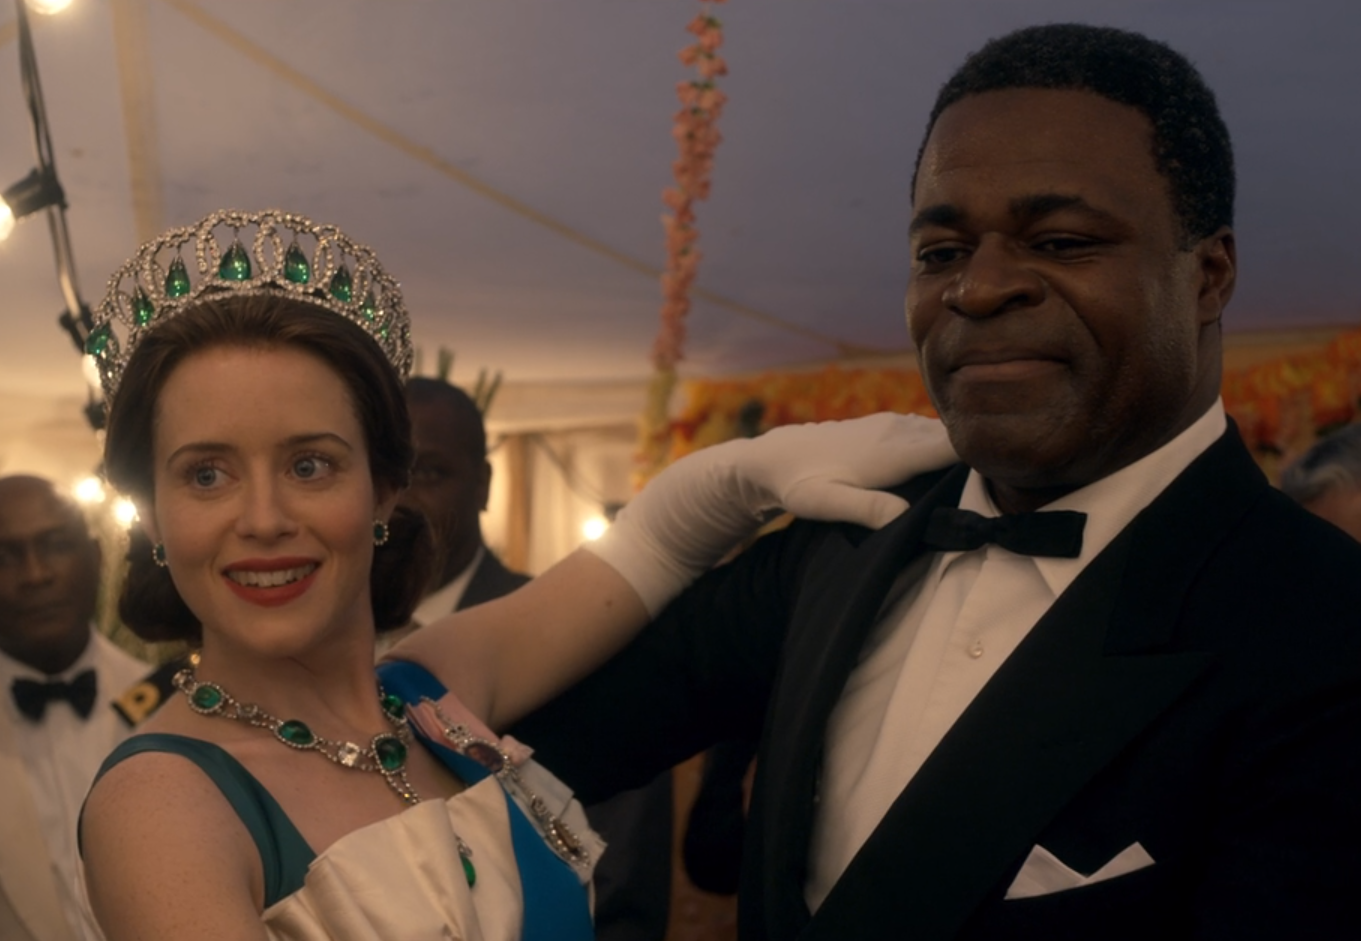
405,376 -> 487,460
913,23 -> 1235,244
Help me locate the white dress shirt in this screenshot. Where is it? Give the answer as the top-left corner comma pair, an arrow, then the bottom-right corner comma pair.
805,401 -> 1228,910
0,630 -> 147,940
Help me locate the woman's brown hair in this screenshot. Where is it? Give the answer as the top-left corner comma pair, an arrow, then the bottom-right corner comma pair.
104,294 -> 433,643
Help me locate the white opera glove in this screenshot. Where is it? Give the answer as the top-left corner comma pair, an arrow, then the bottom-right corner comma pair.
587,412 -> 957,616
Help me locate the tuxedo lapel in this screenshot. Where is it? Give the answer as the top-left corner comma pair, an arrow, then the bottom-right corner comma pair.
802,429 -> 1263,940
748,466 -> 970,938
1101,426 -> 1269,655
457,552 -> 530,611
0,707 -> 78,941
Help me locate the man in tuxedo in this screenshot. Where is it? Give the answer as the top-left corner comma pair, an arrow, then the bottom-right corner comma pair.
0,476 -> 146,941
396,378 -> 526,632
397,377 -> 673,941
514,24 -> 1361,939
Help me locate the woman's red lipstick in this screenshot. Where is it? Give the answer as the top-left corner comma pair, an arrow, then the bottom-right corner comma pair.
221,558 -> 319,608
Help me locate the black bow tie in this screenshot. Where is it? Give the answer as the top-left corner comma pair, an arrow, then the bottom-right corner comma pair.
11,669 -> 98,721
923,506 -> 1087,559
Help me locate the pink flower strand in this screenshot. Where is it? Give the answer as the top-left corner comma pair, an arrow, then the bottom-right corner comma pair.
654,3 -> 728,372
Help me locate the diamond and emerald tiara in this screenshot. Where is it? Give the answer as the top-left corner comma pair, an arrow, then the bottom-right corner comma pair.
87,208 -> 414,402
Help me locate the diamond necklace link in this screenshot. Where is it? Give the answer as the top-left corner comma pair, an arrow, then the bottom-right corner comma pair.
173,668 -> 421,806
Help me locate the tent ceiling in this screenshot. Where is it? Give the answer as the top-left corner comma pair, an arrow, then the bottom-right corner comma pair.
2,0 -> 1359,403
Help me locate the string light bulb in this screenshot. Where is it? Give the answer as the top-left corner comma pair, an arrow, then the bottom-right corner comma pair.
73,476 -> 105,504
26,0 -> 75,15
112,498 -> 138,528
582,516 -> 609,541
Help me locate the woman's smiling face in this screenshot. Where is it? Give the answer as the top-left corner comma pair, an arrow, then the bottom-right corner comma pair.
145,343 -> 395,660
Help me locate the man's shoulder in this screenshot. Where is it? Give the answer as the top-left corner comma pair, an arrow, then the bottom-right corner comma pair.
458,549 -> 531,609
475,549 -> 530,588
93,631 -> 151,676
479,549 -> 530,581
1216,484 -> 1361,601
111,654 -> 187,728
1162,482 -> 1361,695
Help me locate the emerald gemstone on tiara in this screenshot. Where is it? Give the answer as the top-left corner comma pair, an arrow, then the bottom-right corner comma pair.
219,241 -> 252,281
85,323 -> 111,356
329,264 -> 353,302
284,243 -> 311,284
359,290 -> 377,321
165,256 -> 191,297
132,289 -> 155,326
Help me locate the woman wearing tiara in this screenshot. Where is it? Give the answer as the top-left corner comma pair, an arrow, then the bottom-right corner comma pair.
78,209 -> 951,939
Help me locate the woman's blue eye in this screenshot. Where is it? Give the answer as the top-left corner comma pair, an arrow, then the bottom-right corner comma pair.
294,456 -> 330,479
193,466 -> 219,487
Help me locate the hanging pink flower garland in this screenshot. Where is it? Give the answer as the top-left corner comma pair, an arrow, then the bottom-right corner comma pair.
640,3 -> 729,482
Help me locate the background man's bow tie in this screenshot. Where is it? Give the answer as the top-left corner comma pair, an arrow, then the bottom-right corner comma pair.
11,669 -> 98,721
923,506 -> 1087,558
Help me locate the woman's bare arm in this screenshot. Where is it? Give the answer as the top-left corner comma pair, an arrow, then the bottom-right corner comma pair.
392,414 -> 957,730
392,548 -> 647,730
82,754 -> 269,941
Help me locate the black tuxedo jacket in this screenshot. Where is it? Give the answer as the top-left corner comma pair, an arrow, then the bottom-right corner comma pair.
516,427 -> 1361,939
457,550 -> 531,610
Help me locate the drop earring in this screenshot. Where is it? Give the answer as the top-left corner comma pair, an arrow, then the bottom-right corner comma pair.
373,520 -> 390,546
152,542 -> 168,567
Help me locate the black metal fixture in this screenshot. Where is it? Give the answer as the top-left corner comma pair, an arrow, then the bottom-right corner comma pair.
5,0 -> 100,424
1,164 -> 66,226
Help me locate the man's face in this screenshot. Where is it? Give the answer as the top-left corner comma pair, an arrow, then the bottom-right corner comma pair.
0,478 -> 100,674
399,398 -> 491,584
907,88 -> 1235,510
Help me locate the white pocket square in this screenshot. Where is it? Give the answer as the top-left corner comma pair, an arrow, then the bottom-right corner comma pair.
1004,842 -> 1155,900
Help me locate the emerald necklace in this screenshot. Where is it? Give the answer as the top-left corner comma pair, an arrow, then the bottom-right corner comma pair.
172,668 -> 477,886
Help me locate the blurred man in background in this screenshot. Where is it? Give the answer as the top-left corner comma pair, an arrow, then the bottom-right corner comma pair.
398,378 -> 673,941
0,475 -> 146,941
393,378 -> 526,639
1280,424 -> 1361,542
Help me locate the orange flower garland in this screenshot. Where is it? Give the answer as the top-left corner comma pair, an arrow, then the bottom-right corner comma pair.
665,366 -> 936,465
638,3 -> 729,484
648,327 -> 1361,479
1221,327 -> 1361,469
